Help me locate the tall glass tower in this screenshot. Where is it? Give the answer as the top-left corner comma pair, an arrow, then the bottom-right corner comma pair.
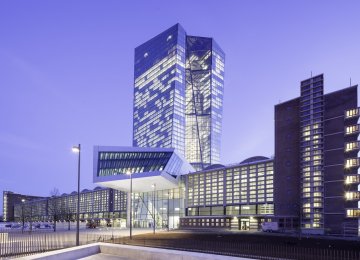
133,24 -> 225,171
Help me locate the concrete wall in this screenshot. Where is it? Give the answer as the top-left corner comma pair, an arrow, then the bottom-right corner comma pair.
20,243 -> 252,260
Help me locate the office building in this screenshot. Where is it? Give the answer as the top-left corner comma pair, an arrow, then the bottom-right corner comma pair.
181,156 -> 277,230
275,74 -> 359,235
133,24 -> 225,171
9,187 -> 127,227
2,191 -> 44,222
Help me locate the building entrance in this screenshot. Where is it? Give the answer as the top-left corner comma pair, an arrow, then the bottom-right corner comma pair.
240,218 -> 250,231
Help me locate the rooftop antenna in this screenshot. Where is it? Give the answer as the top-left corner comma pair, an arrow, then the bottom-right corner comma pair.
311,71 -> 313,77
350,77 -> 352,87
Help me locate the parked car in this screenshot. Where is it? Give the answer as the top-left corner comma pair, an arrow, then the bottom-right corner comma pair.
40,223 -> 53,229
11,224 -> 23,230
86,222 -> 97,229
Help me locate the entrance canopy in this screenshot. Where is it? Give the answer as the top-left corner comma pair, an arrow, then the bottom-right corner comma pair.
93,146 -> 194,192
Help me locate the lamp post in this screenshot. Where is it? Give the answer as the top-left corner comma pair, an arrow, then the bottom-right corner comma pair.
167,192 -> 170,232
151,183 -> 156,235
21,199 -> 25,234
126,171 -> 133,239
72,144 -> 81,246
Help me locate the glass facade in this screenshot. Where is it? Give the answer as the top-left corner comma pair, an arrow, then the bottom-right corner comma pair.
97,151 -> 173,176
95,148 -> 192,180
185,37 -> 225,170
132,24 -> 225,171
300,75 -> 324,231
131,187 -> 185,229
133,24 -> 186,156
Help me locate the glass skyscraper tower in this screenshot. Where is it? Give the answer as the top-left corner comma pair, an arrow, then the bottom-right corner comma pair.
133,24 -> 225,170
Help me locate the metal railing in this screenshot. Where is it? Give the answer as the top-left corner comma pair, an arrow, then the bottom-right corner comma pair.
112,236 -> 360,260
0,232 -> 118,259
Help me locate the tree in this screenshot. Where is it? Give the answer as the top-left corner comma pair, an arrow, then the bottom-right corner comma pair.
61,203 -> 74,231
47,188 -> 62,232
14,202 -> 26,233
25,202 -> 35,232
14,200 -> 34,233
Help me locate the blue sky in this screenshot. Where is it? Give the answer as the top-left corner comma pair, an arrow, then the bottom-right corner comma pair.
0,0 -> 359,214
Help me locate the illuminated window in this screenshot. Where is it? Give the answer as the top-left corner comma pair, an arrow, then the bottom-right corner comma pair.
345,142 -> 359,152
345,108 -> 360,119
345,158 -> 360,168
345,125 -> 359,135
345,192 -> 360,200
345,175 -> 360,184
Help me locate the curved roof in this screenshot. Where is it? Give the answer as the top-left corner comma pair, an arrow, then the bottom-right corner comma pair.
204,164 -> 226,171
94,186 -> 103,191
70,191 -> 77,195
240,156 -> 270,164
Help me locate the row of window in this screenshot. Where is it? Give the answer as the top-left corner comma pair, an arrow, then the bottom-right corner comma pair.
345,108 -> 360,119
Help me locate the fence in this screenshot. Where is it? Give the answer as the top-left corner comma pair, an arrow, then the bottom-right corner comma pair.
0,232 -> 118,259
2,231 -> 360,260
113,237 -> 360,260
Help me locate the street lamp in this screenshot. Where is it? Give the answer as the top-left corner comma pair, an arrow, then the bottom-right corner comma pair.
21,199 -> 25,233
126,170 -> 133,239
151,183 -> 156,234
72,144 -> 81,246
167,192 -> 170,232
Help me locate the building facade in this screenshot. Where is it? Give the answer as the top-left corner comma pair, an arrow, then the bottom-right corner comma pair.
2,191 -> 45,222
181,157 -> 277,230
275,74 -> 359,235
93,146 -> 193,229
133,24 -> 225,171
8,187 -> 127,227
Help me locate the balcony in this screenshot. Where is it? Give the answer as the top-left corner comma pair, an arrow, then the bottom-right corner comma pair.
345,108 -> 360,120
345,192 -> 360,201
345,124 -> 360,136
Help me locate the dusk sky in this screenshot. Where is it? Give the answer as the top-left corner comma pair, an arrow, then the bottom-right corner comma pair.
1,0 -> 359,214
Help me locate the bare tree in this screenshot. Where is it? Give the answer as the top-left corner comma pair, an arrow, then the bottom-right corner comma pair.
62,206 -> 74,230
25,202 -> 35,233
48,188 -> 61,232
14,203 -> 26,233
14,201 -> 34,233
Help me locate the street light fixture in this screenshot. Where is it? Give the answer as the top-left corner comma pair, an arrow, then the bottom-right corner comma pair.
72,144 -> 81,246
21,199 -> 25,233
167,192 -> 170,232
126,170 -> 133,239
151,183 -> 156,235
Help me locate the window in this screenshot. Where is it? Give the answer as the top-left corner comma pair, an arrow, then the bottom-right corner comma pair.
345,108 -> 360,119
345,125 -> 359,135
345,158 -> 360,168
345,142 -> 359,152
345,175 -> 360,184
345,192 -> 360,200
347,209 -> 360,217
240,205 -> 256,214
